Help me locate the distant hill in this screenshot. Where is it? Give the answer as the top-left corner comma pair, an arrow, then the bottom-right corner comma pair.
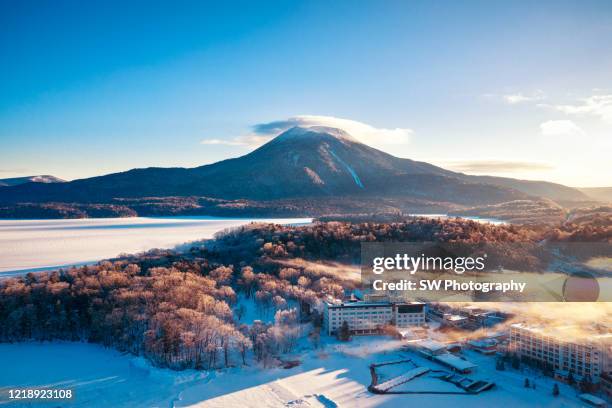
0,127 -> 588,217
462,175 -> 587,202
0,175 -> 65,187
579,187 -> 612,202
448,199 -> 567,225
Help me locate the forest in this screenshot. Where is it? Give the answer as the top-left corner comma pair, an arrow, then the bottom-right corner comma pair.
0,215 -> 609,370
0,195 -> 455,219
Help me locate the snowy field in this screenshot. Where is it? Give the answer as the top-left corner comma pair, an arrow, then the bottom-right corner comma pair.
0,217 -> 311,275
0,337 -> 588,408
186,337 -> 587,408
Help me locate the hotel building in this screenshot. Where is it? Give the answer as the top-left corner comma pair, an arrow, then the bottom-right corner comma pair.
509,323 -> 612,383
322,299 -> 425,336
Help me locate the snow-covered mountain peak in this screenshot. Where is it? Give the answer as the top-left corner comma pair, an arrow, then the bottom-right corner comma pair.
273,126 -> 358,144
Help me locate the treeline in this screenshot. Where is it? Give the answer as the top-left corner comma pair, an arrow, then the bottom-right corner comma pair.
0,195 -> 457,219
0,245 -> 349,369
550,205 -> 612,242
0,198 -> 302,219
0,262 -> 244,368
0,202 -> 137,219
212,217 -> 541,264
448,199 -> 566,225
209,217 -> 609,274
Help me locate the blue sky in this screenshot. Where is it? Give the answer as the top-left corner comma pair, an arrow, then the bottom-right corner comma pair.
1,0 -> 611,186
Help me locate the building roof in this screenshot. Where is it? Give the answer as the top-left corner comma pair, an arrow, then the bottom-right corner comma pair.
325,299 -> 424,308
326,301 -> 391,308
416,339 -> 447,352
468,339 -> 497,348
434,353 -> 477,371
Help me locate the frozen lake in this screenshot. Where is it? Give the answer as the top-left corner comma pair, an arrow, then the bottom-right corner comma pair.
0,342 -> 202,408
0,217 -> 311,276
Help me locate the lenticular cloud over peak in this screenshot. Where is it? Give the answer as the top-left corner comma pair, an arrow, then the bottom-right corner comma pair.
254,115 -> 413,146
202,115 -> 413,148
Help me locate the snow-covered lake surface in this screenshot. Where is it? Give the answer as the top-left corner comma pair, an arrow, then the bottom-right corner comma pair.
0,217 -> 311,276
0,342 -> 206,408
0,338 -> 586,408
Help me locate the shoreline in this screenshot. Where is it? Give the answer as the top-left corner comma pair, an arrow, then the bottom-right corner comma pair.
0,216 -> 312,276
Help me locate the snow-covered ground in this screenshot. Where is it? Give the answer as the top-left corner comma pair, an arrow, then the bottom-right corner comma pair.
233,294 -> 286,325
0,337 -> 589,407
0,217 -> 311,275
187,337 -> 587,408
0,342 -> 207,407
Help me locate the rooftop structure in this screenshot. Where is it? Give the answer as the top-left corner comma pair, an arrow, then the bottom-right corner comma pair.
406,340 -> 477,374
467,339 -> 498,355
413,339 -> 448,356
427,303 -> 510,330
434,353 -> 478,373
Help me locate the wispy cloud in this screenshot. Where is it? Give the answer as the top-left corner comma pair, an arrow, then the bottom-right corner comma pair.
201,115 -> 413,148
539,119 -> 585,137
200,135 -> 271,147
442,160 -> 554,174
0,168 -> 29,174
502,90 -> 546,104
545,94 -> 612,124
200,138 -> 244,146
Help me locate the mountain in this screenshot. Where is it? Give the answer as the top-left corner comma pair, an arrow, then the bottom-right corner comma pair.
579,187 -> 612,202
0,127 -> 586,210
0,175 -> 65,187
460,175 -> 588,202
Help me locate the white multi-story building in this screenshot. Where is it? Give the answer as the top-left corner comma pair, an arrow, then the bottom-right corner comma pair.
322,299 -> 425,336
509,323 -> 612,383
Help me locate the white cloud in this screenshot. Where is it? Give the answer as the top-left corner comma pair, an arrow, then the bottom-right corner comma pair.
200,139 -> 244,146
550,94 -> 612,124
502,90 -> 545,104
539,120 -> 585,137
201,135 -> 271,147
201,115 -> 413,148
442,160 -> 554,173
